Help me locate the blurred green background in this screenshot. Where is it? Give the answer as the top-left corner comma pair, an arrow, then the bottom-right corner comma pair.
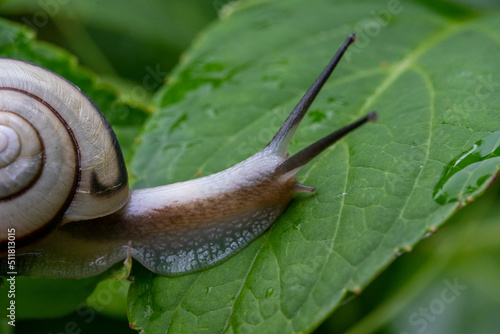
0,0 -> 233,103
1,0 -> 499,333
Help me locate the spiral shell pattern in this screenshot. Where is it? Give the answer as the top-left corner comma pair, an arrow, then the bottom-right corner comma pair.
0,59 -> 129,251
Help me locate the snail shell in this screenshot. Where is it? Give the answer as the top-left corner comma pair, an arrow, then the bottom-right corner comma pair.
0,59 -> 128,251
0,34 -> 377,278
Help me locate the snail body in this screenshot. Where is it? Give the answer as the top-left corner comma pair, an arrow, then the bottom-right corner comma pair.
0,34 -> 377,278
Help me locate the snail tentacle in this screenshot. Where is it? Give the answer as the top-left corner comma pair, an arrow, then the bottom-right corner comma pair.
266,33 -> 356,157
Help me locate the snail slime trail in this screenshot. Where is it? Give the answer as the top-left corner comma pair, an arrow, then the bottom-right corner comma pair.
0,34 -> 378,278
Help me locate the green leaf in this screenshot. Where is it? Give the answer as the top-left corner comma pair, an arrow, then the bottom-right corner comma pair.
433,129 -> 500,205
86,280 -> 131,320
128,0 -> 500,332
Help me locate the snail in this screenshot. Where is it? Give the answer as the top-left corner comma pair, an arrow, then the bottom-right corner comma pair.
0,34 -> 377,279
